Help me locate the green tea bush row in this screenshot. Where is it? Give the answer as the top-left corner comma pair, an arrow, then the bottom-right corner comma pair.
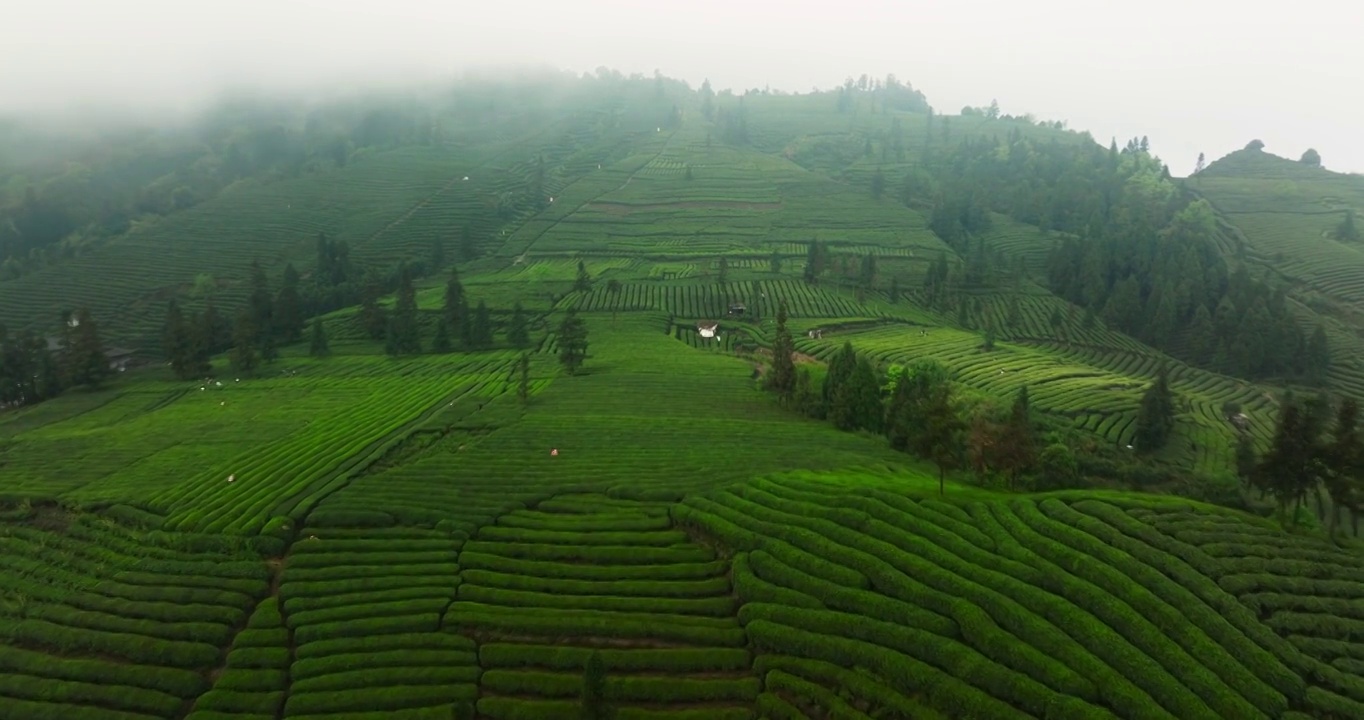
478,643 -> 750,672
0,573 -> 242,627
752,654 -> 938,719
284,585 -> 455,615
1305,686 -> 1364,718
480,669 -> 760,702
745,549 -> 957,637
966,503 -> 1190,718
292,649 -> 478,680
100,504 -> 165,530
184,711 -> 273,720
671,500 -> 869,589
443,602 -> 747,646
1289,636 -> 1364,662
298,509 -> 396,528
288,538 -> 454,554
211,668 -> 287,692
755,692 -> 806,720
496,511 -> 671,532
745,619 -> 1032,720
1217,557 -> 1364,582
0,644 -> 206,697
860,489 -> 995,550
1040,500 -> 1304,703
286,549 -> 457,569
290,665 -> 482,693
293,613 -> 441,645
283,685 -> 477,716
740,602 -> 1100,719
225,647 -> 290,669
0,697 -> 155,720
1069,500 -> 1315,680
1242,593 -> 1364,620
286,708 -> 455,720
476,697 -> 755,720
475,526 -> 688,546
730,552 -> 823,609
460,568 -> 728,597
456,583 -> 736,616
722,491 -> 1112,707
0,617 -> 219,668
1013,500 -> 1276,718
459,550 -> 726,581
287,597 -> 450,629
192,689 -> 284,715
25,603 -> 233,645
280,562 -> 460,583
279,574 -> 456,602
0,673 -> 181,717
460,540 -> 712,565
113,570 -> 263,596
1201,540 -> 1364,567
293,631 -> 473,660
1220,573 -> 1364,600
1267,612 -> 1364,642
764,669 -> 873,719
229,628 -> 287,648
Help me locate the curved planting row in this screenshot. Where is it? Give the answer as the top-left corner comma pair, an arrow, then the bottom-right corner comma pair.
448,496 -> 757,720
0,514 -> 270,719
135,354 -> 515,535
185,596 -> 289,720
574,279 -> 869,320
1113,503 -> 1364,716
276,524 -> 474,717
671,475 -> 1340,719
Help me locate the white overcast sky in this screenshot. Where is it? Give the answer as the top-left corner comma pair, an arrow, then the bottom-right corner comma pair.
6,0 -> 1362,175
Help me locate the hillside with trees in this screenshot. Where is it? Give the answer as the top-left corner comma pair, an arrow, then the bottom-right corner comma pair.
3,70 -> 1364,719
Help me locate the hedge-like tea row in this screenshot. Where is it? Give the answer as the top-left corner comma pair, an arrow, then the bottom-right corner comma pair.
478,644 -> 751,672
460,568 -> 729,597
480,669 -> 760,702
445,602 -> 746,646
754,692 -> 806,720
0,644 -> 206,698
459,551 -> 726,580
460,540 -> 713,564
475,526 -> 689,546
0,674 -> 181,718
764,669 -> 873,719
731,552 -> 823,610
752,654 -> 937,719
455,583 -> 736,616
496,510 -> 672,532
283,685 -> 478,716
476,697 -> 755,720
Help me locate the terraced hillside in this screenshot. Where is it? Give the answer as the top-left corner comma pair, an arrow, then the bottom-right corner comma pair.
677,472 -> 1364,719
7,79 -> 1364,720
1194,149 -> 1364,397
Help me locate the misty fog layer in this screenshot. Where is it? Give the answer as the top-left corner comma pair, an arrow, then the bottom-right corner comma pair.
8,0 -> 1362,174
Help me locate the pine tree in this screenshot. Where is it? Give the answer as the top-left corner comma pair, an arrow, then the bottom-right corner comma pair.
508,302 -> 530,349
915,381 -> 965,494
247,259 -> 274,352
770,250 -> 782,274
574,260 -> 593,293
230,311 -> 260,376
717,257 -> 728,285
472,300 -> 494,349
803,241 -> 824,284
1134,366 -> 1176,452
557,309 -> 589,375
162,300 -> 195,379
517,353 -> 531,404
63,308 -> 109,388
765,301 -> 796,401
1335,209 -> 1360,243
202,299 -> 231,354
997,385 -> 1035,489
1324,398 -> 1361,540
274,263 -> 304,342
1258,394 -> 1326,523
1306,325 -> 1331,384
385,266 -> 422,356
824,342 -> 859,430
309,317 -> 330,357
431,318 -> 453,354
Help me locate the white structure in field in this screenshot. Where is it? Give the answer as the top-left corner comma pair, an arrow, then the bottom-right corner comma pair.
697,322 -> 718,339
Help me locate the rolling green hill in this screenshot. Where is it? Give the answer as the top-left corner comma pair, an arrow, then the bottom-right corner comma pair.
4,74 -> 1364,719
